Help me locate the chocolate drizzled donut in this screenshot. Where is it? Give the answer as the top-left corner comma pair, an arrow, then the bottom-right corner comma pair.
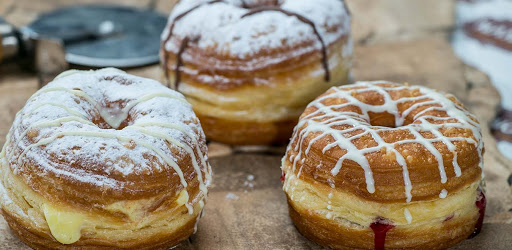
162,0 -> 334,89
161,0 -> 224,88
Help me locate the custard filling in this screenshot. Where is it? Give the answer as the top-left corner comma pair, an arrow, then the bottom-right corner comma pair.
42,203 -> 85,244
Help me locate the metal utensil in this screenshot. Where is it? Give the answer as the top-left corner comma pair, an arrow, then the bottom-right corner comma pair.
0,5 -> 167,85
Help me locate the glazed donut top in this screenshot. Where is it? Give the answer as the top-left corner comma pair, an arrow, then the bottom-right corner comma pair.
0,68 -> 211,211
285,81 -> 484,202
161,0 -> 351,88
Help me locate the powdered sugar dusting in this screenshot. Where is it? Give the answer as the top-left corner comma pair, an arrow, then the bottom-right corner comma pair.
162,0 -> 350,58
0,68 -> 211,201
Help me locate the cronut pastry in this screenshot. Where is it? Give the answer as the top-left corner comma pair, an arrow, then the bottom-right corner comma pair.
282,81 -> 485,249
161,0 -> 352,145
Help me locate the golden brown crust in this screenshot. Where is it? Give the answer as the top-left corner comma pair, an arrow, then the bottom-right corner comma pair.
285,145 -> 481,203
165,37 -> 352,145
2,208 -> 196,250
283,166 -> 482,249
0,69 -> 211,249
197,114 -> 297,145
12,149 -> 203,215
164,35 -> 349,90
1,156 -> 204,250
287,196 -> 477,250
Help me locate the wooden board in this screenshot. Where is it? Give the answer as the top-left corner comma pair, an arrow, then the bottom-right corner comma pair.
178,154 -> 512,249
1,0 -> 512,249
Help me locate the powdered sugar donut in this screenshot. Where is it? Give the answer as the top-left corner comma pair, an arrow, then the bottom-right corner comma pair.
0,68 -> 211,249
161,0 -> 352,145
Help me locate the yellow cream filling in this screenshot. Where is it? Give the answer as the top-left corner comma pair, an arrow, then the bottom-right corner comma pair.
176,189 -> 189,206
42,203 -> 85,244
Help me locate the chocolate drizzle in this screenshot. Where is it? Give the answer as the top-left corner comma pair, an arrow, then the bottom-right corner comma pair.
162,0 -> 334,89
161,0 -> 224,88
174,37 -> 191,89
240,0 -> 249,8
241,0 -> 280,8
464,19 -> 512,52
241,6 -> 331,81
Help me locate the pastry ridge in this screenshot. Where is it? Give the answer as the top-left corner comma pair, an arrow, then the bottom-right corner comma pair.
160,0 -> 352,145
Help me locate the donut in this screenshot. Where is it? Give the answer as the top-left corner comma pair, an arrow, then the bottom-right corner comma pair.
160,0 -> 352,145
282,81 -> 485,249
0,68 -> 212,249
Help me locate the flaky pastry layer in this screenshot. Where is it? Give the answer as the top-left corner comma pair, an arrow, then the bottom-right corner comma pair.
0,165 -> 202,249
283,169 -> 480,249
284,82 -> 483,202
166,39 -> 351,145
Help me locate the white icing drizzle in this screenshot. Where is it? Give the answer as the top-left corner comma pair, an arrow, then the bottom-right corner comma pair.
286,81 -> 483,202
439,189 -> 448,199
127,126 -> 209,202
133,121 -> 213,184
193,212 -> 202,234
0,68 -> 210,215
404,208 -> 412,224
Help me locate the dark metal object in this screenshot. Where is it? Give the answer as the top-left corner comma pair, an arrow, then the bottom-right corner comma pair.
0,5 -> 167,85
492,108 -> 512,142
28,5 -> 167,68
0,16 -> 21,62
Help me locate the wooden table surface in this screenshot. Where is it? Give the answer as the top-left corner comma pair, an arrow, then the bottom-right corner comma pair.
1,0 -> 511,249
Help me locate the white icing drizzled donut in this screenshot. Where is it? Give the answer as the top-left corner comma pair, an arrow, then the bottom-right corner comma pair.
285,81 -> 483,203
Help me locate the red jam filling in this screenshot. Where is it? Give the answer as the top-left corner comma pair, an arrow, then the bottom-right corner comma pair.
280,171 -> 286,183
469,189 -> 486,238
370,218 -> 395,250
444,213 -> 454,222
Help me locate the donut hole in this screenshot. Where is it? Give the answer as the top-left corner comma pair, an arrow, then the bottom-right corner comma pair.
351,88 -> 439,128
103,75 -> 134,85
367,107 -> 436,128
92,100 -> 134,130
368,112 -> 399,128
94,115 -> 133,130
